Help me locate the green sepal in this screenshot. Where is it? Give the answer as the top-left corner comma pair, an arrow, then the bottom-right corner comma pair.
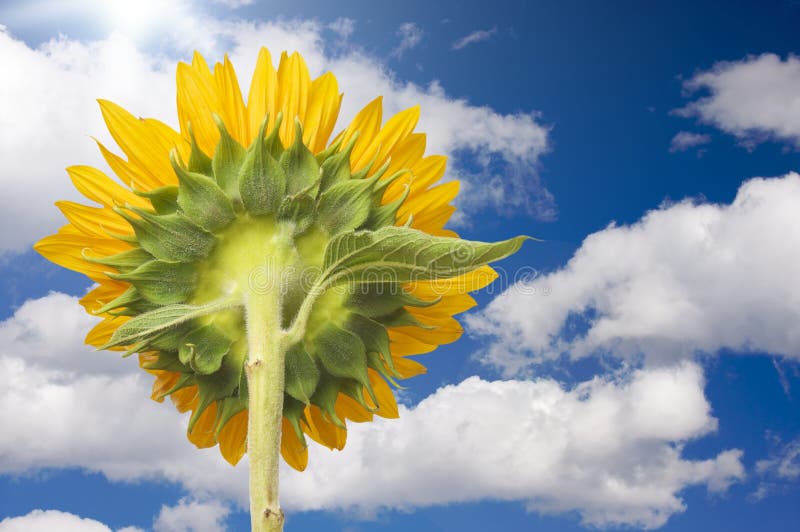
99,297 -> 236,349
238,117 -> 286,216
109,260 -> 197,305
187,125 -> 212,175
366,349 -> 402,386
339,377 -> 378,412
316,174 -> 378,235
189,351 -> 242,433
158,372 -> 194,400
178,324 -> 233,374
139,350 -> 189,373
322,226 -> 529,286
277,194 -> 315,235
92,285 -> 140,315
263,112 -> 284,158
309,373 -> 345,428
313,135 -> 344,166
345,284 -> 440,317
171,151 -> 236,232
318,136 -> 356,193
82,247 -> 153,274
282,395 -> 309,447
132,186 -> 179,215
365,172 -> 411,230
373,307 -> 436,330
284,344 -> 320,404
342,313 -> 396,379
309,322 -> 371,391
211,116 -> 246,208
214,396 -> 247,438
115,207 -> 215,263
280,120 -> 320,196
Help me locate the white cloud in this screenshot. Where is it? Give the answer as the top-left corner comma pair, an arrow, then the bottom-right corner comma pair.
752,435 -> 800,500
468,173 -> 800,375
669,131 -> 711,153
676,53 -> 800,148
153,499 -> 230,532
0,15 -> 551,254
0,509 -> 141,532
391,22 -> 423,58
211,0 -> 254,8
286,364 -> 743,529
327,17 -> 356,40
0,293 -> 742,529
452,26 -> 498,51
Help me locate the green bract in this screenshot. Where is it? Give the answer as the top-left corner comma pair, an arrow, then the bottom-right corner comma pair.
92,114 -> 527,446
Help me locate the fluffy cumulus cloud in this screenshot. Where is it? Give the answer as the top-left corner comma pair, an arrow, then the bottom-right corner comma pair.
676,53 -> 800,148
468,173 -> 800,375
0,293 -> 742,529
153,499 -> 230,532
0,12 -> 550,253
0,509 -> 141,532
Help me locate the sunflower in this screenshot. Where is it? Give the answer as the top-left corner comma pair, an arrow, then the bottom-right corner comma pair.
34,48 -> 524,480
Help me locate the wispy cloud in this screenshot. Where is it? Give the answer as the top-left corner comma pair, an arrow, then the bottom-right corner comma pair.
452,26 -> 497,50
391,22 -> 423,58
675,53 -> 800,149
669,131 -> 711,153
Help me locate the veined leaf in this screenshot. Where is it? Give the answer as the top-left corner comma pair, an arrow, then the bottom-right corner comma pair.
320,226 -> 528,287
100,297 -> 238,349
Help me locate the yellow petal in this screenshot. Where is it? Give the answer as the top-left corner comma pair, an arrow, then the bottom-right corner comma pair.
391,316 -> 463,345
214,55 -> 249,146
98,99 -> 176,188
410,293 -> 477,318
399,180 -> 460,221
56,201 -> 132,237
303,405 -> 347,450
171,385 -> 199,414
176,53 -> 220,155
150,371 -> 180,403
407,265 -> 499,298
218,410 -> 248,466
67,165 -> 150,209
247,47 -> 279,143
408,155 -> 447,195
34,233 -> 132,280
339,97 -> 383,171
276,51 -> 311,147
392,356 -> 428,378
84,315 -> 129,349
353,105 -> 420,171
303,72 -> 342,153
364,369 -> 399,419
188,402 -> 218,449
388,329 -> 437,355
281,417 -> 309,471
79,280 -> 129,314
335,394 -> 373,423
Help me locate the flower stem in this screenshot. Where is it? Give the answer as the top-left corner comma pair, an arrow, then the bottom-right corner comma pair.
245,285 -> 286,532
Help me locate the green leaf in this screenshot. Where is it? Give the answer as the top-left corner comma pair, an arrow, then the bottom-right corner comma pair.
178,324 -> 233,374
238,118 -> 286,216
171,151 -> 236,232
111,260 -> 198,305
321,226 -> 529,286
100,297 -> 237,349
263,113 -> 284,158
279,120 -> 320,195
345,283 -> 440,317
115,207 -> 215,263
282,395 -> 309,447
316,175 -> 377,235
211,116 -> 246,206
284,344 -> 320,404
309,322 -> 370,389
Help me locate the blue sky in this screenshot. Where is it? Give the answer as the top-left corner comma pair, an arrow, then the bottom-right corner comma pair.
1,1 -> 799,531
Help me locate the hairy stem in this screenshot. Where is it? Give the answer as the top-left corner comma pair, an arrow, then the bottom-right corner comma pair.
245,284 -> 286,532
